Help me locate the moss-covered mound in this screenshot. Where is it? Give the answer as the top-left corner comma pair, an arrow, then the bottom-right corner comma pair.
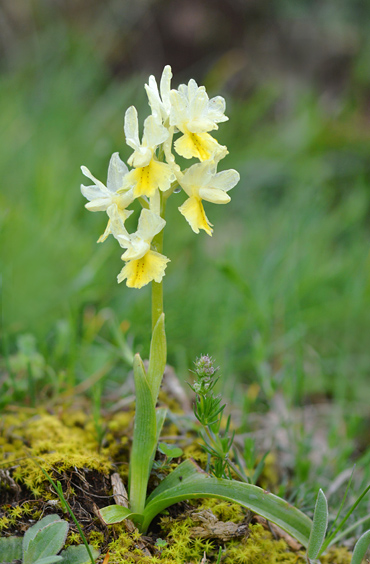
0,408 -> 352,563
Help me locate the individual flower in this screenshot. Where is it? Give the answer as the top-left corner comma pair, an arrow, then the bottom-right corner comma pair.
178,159 -> 240,236
124,106 -> 175,198
107,207 -> 170,289
80,152 -> 134,241
145,65 -> 172,124
170,79 -> 228,161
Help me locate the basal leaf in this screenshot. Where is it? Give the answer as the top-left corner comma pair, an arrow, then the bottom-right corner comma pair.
33,556 -> 63,564
350,529 -> 370,564
23,514 -> 62,555
99,505 -> 143,526
0,536 -> 23,563
143,465 -> 312,545
307,489 -> 328,560
59,544 -> 100,564
24,520 -> 69,564
129,354 -> 157,515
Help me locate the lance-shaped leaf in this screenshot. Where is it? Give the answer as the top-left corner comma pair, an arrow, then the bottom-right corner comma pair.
142,460 -> 312,545
128,354 -> 157,515
307,489 -> 328,561
148,407 -> 168,473
350,529 -> 370,564
147,313 -> 166,404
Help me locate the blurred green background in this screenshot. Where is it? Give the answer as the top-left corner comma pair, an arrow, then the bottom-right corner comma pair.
1,0 -> 370,408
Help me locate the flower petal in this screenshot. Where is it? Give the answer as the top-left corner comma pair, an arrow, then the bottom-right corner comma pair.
118,250 -> 170,288
178,196 -> 213,236
85,197 -> 111,211
81,166 -> 108,193
159,65 -> 172,115
208,96 -> 228,123
169,90 -> 188,131
98,209 -> 134,242
107,152 -> 129,192
211,169 -> 240,192
124,106 -> 140,151
199,187 -> 231,204
143,115 -> 169,149
174,132 -> 220,161
81,183 -> 106,202
128,159 -> 175,198
120,236 -> 149,261
137,208 -> 166,241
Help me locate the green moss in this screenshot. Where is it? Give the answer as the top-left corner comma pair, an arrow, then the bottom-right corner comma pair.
87,531 -> 105,550
198,498 -> 246,523
321,546 -> 352,564
0,516 -> 11,531
224,524 -> 304,564
0,408 -> 134,499
160,517 -> 211,563
183,443 -> 208,466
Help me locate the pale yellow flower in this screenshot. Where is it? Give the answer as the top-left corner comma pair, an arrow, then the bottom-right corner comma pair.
178,160 -> 240,236
80,152 -> 134,241
107,207 -> 170,289
170,79 -> 228,161
124,106 -> 175,198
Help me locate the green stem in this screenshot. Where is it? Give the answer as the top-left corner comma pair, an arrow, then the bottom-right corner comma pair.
151,192 -> 166,331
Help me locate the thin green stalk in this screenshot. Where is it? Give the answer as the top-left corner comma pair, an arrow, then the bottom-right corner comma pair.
31,458 -> 96,564
151,192 -> 166,331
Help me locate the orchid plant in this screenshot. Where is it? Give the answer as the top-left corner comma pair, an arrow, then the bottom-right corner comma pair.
80,66 -> 370,562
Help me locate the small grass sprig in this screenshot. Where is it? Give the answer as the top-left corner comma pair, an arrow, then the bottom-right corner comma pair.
190,355 -> 235,479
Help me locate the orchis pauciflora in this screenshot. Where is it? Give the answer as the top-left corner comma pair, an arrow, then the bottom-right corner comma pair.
80,67 -> 370,562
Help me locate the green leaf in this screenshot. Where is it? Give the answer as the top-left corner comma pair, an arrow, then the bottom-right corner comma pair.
23,515 -> 62,555
129,354 -> 157,515
59,544 -> 100,564
148,407 -> 168,474
158,443 -> 183,459
0,536 -> 23,563
24,520 -> 69,564
142,461 -> 312,545
33,557 -> 63,564
99,504 -> 143,526
350,529 -> 370,564
307,489 -> 328,560
146,459 -> 203,502
147,313 -> 166,403
155,408 -> 168,442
